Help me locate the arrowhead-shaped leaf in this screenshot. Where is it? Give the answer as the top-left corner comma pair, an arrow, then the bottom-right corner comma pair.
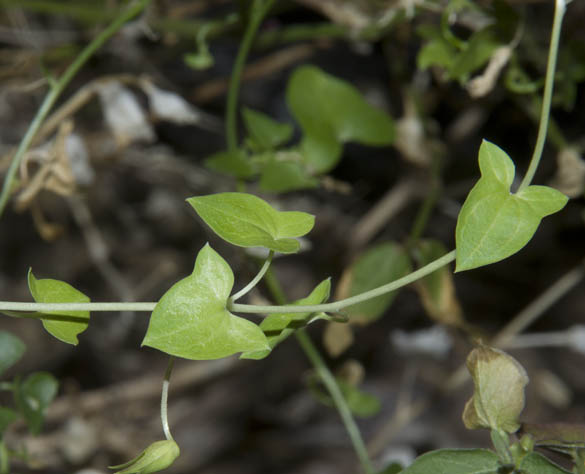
241,278 -> 331,360
27,270 -> 90,345
187,193 -> 314,254
401,449 -> 500,474
142,244 -> 269,360
455,140 -> 568,272
287,65 -> 394,173
463,346 -> 528,433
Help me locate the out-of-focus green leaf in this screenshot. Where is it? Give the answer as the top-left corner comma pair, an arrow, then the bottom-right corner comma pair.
287,65 -> 394,173
0,407 -> 18,437
142,244 -> 269,360
341,242 -> 411,322
518,452 -> 572,474
259,159 -> 318,193
450,27 -> 501,83
205,149 -> 256,179
14,371 -> 58,435
337,379 -> 381,418
27,270 -> 90,345
242,107 -> 293,151
400,449 -> 500,474
0,331 -> 25,377
187,192 -> 315,253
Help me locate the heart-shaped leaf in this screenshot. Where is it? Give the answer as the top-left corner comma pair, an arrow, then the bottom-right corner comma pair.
338,242 -> 411,322
142,244 -> 269,360
27,270 -> 90,345
287,65 -> 394,173
0,331 -> 25,376
14,371 -> 58,435
400,449 -> 500,474
455,140 -> 568,272
242,107 -> 293,151
241,278 -> 331,360
187,193 -> 314,254
463,346 -> 528,433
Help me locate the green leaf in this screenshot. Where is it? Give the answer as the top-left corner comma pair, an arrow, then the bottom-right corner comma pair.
109,440 -> 180,474
462,346 -> 528,433
417,37 -> 457,71
27,270 -> 90,345
187,193 -> 315,254
518,452 -> 572,474
455,140 -> 568,272
401,449 -> 500,474
14,371 -> 58,435
240,278 -> 331,360
0,331 -> 25,376
242,107 -> 293,151
205,149 -> 256,179
376,463 -> 402,474
142,244 -> 269,360
259,159 -> 318,193
342,242 -> 412,322
337,379 -> 381,418
0,407 -> 19,437
287,65 -> 394,173
449,27 -> 500,83
298,132 -> 343,174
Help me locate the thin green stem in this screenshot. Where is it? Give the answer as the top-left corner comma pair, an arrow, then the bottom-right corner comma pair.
161,356 -> 175,442
230,250 -> 274,302
0,250 -> 456,315
295,329 -> 374,474
406,156 -> 442,249
518,0 -> 566,191
263,267 -> 373,474
0,302 -> 155,312
0,0 -> 151,219
225,0 -> 275,152
232,250 -> 456,314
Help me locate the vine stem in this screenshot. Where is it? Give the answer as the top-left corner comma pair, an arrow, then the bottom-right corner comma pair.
161,356 -> 175,442
295,329 -> 374,474
226,0 -> 275,152
517,0 -> 566,192
0,250 -> 456,314
0,0 -> 151,218
262,268 -> 374,474
230,250 -> 274,302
